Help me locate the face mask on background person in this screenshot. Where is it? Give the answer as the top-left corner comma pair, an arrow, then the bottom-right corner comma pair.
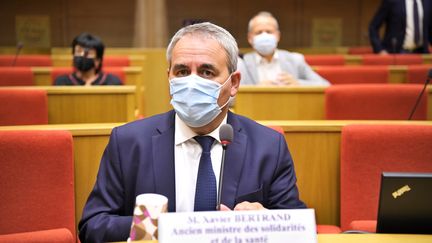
169,74 -> 233,128
253,32 -> 277,56
73,56 -> 96,72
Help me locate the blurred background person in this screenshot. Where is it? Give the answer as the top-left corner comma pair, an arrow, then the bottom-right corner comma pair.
54,33 -> 122,85
239,11 -> 329,86
369,0 -> 432,54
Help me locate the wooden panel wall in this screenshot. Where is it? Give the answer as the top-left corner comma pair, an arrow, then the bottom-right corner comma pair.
0,0 -> 135,47
0,0 -> 381,48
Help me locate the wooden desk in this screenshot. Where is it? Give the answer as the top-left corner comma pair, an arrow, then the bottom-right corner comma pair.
51,49 -> 170,117
235,86 -> 432,120
235,86 -> 326,120
14,86 -> 136,123
31,66 -> 143,118
3,121 -> 432,227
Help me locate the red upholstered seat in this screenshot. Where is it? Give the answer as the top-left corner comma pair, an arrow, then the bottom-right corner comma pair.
406,65 -> 432,84
0,67 -> 34,86
340,125 -> 432,232
316,225 -> 342,234
0,130 -> 75,242
325,84 -> 427,120
0,89 -> 48,125
348,46 -> 373,55
50,67 -> 74,82
361,55 -> 394,65
0,55 -> 52,67
103,56 -> 130,66
305,55 -> 345,66
267,125 -> 284,135
0,228 -> 74,243
361,54 -> 423,65
315,66 -> 388,84
395,55 -> 423,65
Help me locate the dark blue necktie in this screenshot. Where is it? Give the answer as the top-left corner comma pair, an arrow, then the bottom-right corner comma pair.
194,136 -> 217,211
414,0 -> 420,46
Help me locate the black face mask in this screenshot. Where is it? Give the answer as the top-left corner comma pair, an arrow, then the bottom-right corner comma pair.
73,56 -> 96,72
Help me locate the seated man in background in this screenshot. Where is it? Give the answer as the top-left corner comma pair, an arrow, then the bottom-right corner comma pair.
54,33 -> 122,85
240,11 -> 329,86
78,22 -> 306,243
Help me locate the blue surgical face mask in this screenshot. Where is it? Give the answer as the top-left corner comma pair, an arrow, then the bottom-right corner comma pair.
169,74 -> 233,128
253,32 -> 277,56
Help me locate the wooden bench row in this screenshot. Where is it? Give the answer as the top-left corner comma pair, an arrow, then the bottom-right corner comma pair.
0,86 -> 136,124
1,85 -> 431,124
1,120 -> 431,227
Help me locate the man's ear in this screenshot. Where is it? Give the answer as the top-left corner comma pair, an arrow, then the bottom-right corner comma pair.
247,32 -> 254,47
275,30 -> 281,43
167,67 -> 170,77
230,70 -> 241,96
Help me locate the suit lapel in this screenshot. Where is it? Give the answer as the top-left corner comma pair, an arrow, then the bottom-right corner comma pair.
152,111 -> 176,212
221,112 -> 247,209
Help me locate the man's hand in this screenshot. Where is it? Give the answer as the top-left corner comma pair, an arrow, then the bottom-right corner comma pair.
276,72 -> 299,85
379,50 -> 389,55
219,202 -> 267,211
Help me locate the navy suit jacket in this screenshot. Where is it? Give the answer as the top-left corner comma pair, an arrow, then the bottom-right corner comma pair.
369,0 -> 432,53
78,110 -> 306,243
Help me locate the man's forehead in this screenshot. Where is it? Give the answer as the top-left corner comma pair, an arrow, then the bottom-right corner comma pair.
170,35 -> 227,67
252,16 -> 278,29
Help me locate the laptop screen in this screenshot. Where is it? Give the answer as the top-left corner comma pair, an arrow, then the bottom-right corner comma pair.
376,172 -> 432,234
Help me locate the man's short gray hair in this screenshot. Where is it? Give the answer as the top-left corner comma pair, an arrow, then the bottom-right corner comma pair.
248,11 -> 279,33
166,22 -> 238,73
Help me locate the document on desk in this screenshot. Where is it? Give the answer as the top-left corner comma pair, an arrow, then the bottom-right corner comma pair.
158,208 -> 317,243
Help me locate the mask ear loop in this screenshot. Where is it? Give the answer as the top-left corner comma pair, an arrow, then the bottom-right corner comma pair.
219,96 -> 235,110
218,73 -> 235,110
217,73 -> 233,90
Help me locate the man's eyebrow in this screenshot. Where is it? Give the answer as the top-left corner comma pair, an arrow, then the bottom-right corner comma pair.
171,64 -> 189,71
199,63 -> 218,71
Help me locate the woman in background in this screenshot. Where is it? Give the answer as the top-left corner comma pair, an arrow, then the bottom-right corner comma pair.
54,33 -> 122,85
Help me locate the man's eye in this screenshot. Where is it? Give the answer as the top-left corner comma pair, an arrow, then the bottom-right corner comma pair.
176,70 -> 189,77
201,70 -> 214,78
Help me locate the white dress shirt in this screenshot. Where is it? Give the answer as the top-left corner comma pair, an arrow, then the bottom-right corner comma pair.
174,114 -> 226,212
255,51 -> 283,84
404,0 -> 424,50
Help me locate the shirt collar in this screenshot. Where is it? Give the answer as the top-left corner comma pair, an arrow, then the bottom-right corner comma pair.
254,49 -> 279,65
174,113 -> 227,145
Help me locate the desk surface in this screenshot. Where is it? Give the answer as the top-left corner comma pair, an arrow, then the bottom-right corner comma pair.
111,234 -> 432,243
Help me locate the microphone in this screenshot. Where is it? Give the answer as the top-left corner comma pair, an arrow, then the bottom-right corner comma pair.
217,124 -> 233,210
408,69 -> 432,120
12,42 -> 24,66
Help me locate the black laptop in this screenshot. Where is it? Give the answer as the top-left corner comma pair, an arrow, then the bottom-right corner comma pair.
376,172 -> 432,234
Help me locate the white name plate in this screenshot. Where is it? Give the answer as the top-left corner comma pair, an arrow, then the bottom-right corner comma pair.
158,208 -> 317,243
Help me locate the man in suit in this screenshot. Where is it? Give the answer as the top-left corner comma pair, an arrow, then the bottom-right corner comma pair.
78,22 -> 306,243
369,0 -> 432,54
239,11 -> 329,86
